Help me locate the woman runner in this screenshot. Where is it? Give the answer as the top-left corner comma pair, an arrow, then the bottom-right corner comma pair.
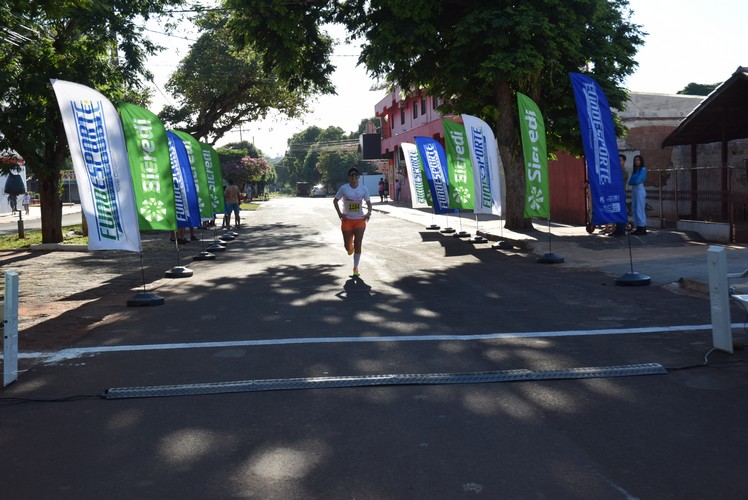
334,167 -> 372,277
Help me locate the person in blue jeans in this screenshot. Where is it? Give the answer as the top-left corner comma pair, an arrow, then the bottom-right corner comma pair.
628,154 -> 647,235
610,154 -> 628,236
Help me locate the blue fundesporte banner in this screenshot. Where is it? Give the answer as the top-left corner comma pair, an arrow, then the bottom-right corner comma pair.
570,72 -> 627,225
414,136 -> 457,214
167,131 -> 201,229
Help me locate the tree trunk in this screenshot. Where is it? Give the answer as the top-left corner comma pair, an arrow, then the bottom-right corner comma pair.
38,171 -> 63,244
81,210 -> 88,237
494,79 -> 533,231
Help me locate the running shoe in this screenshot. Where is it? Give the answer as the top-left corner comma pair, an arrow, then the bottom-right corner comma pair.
352,267 -> 360,277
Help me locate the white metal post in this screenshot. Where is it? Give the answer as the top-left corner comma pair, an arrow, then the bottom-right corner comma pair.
3,270 -> 19,386
707,246 -> 733,353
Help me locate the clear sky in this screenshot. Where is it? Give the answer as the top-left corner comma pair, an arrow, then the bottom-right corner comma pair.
145,1 -> 747,158
624,0 -> 747,93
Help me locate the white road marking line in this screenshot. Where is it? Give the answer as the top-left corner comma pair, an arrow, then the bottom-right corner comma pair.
8,322 -> 727,364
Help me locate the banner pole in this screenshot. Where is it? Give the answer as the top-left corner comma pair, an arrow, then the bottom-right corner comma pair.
440,214 -> 455,234
207,223 -> 226,252
127,252 -> 165,306
140,252 -> 147,293
614,232 -> 651,286
455,210 -> 469,238
537,218 -> 564,264
426,209 -> 440,230
470,213 -> 487,243
193,225 -> 216,261
492,214 -> 512,249
165,238 -> 193,279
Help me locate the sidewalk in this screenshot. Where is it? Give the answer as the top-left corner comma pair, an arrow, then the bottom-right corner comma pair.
0,203 -> 82,224
372,201 -> 748,293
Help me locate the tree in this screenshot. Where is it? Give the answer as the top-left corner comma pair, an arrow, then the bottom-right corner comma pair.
0,0 -> 178,242
227,0 -> 644,229
160,11 -> 311,144
285,126 -> 322,183
677,82 -> 720,96
316,149 -> 361,189
224,0 -> 337,96
351,117 -> 382,138
285,125 -> 361,185
216,141 -> 274,193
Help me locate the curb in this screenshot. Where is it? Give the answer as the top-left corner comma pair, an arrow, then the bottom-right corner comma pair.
476,230 -> 530,251
29,243 -> 89,252
677,277 -> 709,295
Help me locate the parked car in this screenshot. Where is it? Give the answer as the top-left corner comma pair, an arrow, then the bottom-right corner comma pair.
311,184 -> 327,197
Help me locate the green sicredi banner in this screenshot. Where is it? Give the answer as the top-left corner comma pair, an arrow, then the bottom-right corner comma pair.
442,119 -> 475,209
517,93 -> 550,219
200,142 -> 226,216
171,130 -> 213,220
118,102 -> 177,231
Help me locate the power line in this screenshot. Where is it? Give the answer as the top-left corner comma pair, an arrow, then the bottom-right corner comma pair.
287,139 -> 359,153
142,27 -> 198,43
164,1 -> 315,14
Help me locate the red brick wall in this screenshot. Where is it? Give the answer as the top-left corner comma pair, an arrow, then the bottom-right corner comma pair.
549,152 -> 587,225
623,126 -> 676,169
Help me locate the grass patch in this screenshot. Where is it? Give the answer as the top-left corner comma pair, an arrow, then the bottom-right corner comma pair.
0,225 -> 88,250
240,203 -> 260,211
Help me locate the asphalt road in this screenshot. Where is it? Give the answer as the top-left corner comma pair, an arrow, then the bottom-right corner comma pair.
1,197 -> 747,499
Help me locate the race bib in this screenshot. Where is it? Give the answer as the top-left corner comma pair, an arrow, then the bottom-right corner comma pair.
347,201 -> 361,212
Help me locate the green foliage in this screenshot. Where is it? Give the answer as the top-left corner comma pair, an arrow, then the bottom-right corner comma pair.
216,141 -> 275,190
0,225 -> 87,249
159,10 -> 311,143
216,140 -> 263,163
317,149 -> 361,189
225,0 -> 337,94
285,126 -> 323,183
228,0 -> 644,228
0,0 -> 179,242
351,117 -> 381,138
283,125 -> 367,185
677,82 -> 721,96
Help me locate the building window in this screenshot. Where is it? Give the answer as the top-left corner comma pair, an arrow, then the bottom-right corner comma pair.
433,96 -> 439,110
421,97 -> 427,115
400,108 -> 405,125
413,101 -> 418,119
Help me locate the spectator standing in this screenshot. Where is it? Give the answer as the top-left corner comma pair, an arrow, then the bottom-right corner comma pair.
629,154 -> 647,235
224,179 -> 242,229
22,192 -> 30,215
610,154 -> 628,236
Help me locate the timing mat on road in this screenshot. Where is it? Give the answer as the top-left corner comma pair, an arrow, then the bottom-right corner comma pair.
104,363 -> 667,399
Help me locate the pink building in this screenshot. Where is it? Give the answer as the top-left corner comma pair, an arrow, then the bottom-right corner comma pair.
374,87 -> 456,206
